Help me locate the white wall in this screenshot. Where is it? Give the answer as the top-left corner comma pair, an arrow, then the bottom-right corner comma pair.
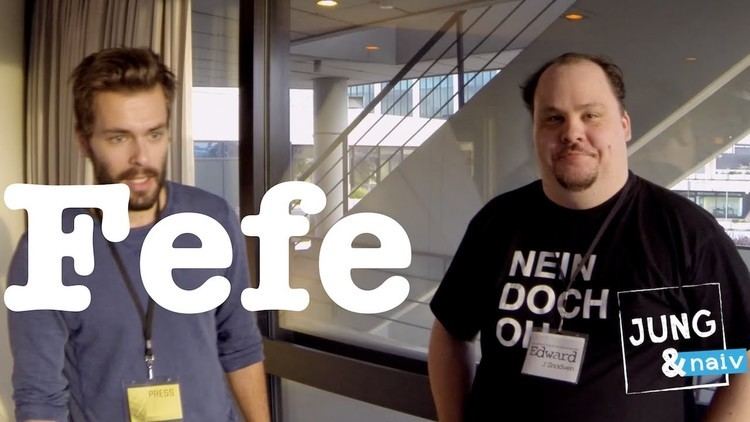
0,0 -> 26,420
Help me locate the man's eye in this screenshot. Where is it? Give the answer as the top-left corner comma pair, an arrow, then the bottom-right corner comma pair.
584,112 -> 600,120
149,131 -> 163,141
546,115 -> 563,123
109,135 -> 126,143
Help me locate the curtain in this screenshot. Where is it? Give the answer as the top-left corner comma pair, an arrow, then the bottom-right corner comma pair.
26,0 -> 194,186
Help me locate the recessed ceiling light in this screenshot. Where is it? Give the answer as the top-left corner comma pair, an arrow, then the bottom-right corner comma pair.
564,12 -> 585,21
317,0 -> 338,7
685,57 -> 698,62
378,0 -> 394,9
365,45 -> 380,51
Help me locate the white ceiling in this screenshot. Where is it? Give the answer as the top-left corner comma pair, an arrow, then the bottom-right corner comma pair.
190,0 -> 750,192
190,0 -> 567,87
288,0 -> 570,87
290,0 -> 501,42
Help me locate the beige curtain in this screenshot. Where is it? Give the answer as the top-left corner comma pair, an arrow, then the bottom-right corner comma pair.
26,0 -> 194,186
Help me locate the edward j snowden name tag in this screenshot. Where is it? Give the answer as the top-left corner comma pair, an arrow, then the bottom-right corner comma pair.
521,329 -> 588,384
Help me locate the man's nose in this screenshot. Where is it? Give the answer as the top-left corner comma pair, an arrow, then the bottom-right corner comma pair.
561,118 -> 585,144
128,137 -> 150,166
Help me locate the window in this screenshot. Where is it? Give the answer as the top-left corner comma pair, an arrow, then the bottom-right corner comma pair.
464,70 -> 499,102
419,75 -> 452,118
381,80 -> 413,116
671,137 -> 750,247
348,84 -> 375,110
191,1 -> 239,213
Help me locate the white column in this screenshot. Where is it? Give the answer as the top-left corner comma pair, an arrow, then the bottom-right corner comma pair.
313,77 -> 349,232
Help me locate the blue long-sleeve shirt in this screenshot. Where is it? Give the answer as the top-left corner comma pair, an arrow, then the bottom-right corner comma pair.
7,182 -> 264,421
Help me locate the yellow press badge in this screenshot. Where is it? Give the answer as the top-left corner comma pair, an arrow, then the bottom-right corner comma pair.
125,380 -> 183,422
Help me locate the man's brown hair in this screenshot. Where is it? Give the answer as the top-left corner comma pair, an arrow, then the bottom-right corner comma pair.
521,52 -> 626,114
71,47 -> 176,139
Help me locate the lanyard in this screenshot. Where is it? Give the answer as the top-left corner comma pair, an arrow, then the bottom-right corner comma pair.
556,176 -> 633,332
104,194 -> 162,380
108,243 -> 156,380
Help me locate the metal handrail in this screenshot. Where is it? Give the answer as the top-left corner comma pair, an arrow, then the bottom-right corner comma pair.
296,11 -> 463,184
317,70 -> 462,202
306,0 -> 541,231
309,69 -> 470,230
302,3 -> 517,229
308,5 -> 498,189
299,0 -> 558,236
345,0 -> 556,201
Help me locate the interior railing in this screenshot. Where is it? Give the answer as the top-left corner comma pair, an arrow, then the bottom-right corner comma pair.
297,0 -> 556,233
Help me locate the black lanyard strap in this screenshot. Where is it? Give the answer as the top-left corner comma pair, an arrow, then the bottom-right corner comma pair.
557,177 -> 633,332
104,192 -> 163,380
108,242 -> 156,379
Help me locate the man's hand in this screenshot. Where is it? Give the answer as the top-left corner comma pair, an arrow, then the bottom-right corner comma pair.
428,320 -> 475,422
227,361 -> 271,422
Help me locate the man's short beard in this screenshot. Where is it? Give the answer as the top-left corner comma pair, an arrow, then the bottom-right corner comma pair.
552,146 -> 598,192
554,169 -> 597,192
91,159 -> 166,211
127,175 -> 165,211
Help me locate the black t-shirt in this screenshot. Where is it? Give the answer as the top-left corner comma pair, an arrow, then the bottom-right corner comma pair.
431,173 -> 750,421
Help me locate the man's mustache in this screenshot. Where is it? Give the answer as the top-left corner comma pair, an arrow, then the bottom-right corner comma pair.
554,145 -> 596,160
116,167 -> 160,181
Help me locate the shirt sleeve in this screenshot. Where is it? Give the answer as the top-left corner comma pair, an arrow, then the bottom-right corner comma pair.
691,230 -> 750,350
7,233 -> 70,421
214,205 -> 264,372
430,206 -> 496,342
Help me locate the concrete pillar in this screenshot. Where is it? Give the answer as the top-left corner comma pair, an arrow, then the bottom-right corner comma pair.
313,77 -> 349,233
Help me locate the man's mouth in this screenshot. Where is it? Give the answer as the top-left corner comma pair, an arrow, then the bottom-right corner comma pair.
556,149 -> 596,160
124,174 -> 156,192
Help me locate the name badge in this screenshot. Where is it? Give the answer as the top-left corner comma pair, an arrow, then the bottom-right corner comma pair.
125,380 -> 183,422
521,329 -> 588,384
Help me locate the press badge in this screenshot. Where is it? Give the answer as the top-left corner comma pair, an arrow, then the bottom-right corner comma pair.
521,329 -> 588,384
124,379 -> 183,422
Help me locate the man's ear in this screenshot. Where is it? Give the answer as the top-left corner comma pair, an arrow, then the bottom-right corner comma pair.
622,110 -> 632,143
77,131 -> 92,158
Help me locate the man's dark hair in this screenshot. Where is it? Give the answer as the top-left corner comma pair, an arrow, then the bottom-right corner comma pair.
521,52 -> 626,113
71,47 -> 176,139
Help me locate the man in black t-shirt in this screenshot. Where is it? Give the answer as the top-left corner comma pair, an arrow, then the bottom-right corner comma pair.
428,53 -> 750,421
